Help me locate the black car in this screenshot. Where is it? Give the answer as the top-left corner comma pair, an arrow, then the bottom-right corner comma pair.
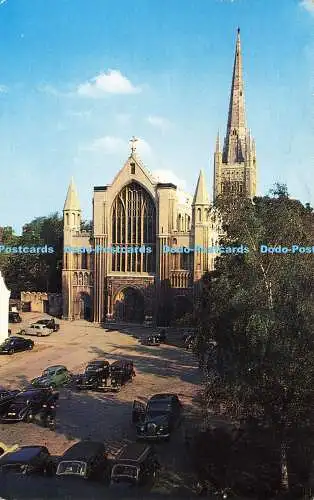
35,318 -> 60,332
110,360 -> 135,391
75,360 -> 110,391
1,388 -> 59,425
0,446 -> 55,476
0,388 -> 20,417
155,330 -> 167,343
56,441 -> 109,481
0,336 -> 34,355
141,336 -> 160,346
9,312 -> 22,323
111,443 -> 160,487
132,393 -> 182,441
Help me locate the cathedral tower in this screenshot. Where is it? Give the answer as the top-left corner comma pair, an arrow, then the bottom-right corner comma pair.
214,28 -> 257,200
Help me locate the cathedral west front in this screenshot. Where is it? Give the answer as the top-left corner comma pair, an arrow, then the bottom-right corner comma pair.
62,29 -> 257,324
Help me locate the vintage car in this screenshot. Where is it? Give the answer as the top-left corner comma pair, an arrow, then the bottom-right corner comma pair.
75,360 -> 110,391
31,365 -> 71,389
0,336 -> 34,355
141,335 -> 160,346
110,443 -> 160,487
8,312 -> 22,323
0,388 -> 20,416
20,324 -> 53,337
56,441 -> 109,481
132,393 -> 182,441
35,318 -> 60,332
0,442 -> 19,457
155,329 -> 167,343
0,446 -> 55,476
0,388 -> 58,425
110,360 -> 135,391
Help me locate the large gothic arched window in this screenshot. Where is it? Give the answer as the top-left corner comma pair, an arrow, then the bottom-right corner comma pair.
111,182 -> 156,273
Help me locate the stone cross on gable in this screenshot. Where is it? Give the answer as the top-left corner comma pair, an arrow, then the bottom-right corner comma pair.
130,136 -> 138,154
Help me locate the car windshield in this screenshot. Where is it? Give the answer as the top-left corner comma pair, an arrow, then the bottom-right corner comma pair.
1,340 -> 12,346
57,461 -> 87,476
112,464 -> 138,478
42,368 -> 56,376
147,403 -> 170,417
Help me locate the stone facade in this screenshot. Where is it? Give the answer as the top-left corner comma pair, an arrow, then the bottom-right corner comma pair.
62,30 -> 257,324
21,291 -> 62,317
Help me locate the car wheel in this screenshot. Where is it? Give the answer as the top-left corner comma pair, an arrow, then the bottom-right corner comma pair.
28,343 -> 33,350
8,348 -> 14,355
37,332 -> 42,337
20,330 -> 26,335
26,412 -> 34,423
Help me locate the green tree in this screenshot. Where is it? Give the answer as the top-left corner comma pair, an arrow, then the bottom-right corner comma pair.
197,186 -> 314,492
3,213 -> 63,296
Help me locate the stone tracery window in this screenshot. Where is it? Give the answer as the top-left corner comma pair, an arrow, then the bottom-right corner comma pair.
111,182 -> 156,273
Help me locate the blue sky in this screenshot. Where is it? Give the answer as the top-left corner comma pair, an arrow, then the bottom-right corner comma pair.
0,0 -> 313,233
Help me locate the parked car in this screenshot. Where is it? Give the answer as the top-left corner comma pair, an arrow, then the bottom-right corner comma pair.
8,312 -> 22,323
110,443 -> 160,487
0,388 -> 58,425
0,389 -> 20,417
35,318 -> 60,332
110,359 -> 135,391
132,393 -> 182,441
0,442 -> 19,457
56,441 -> 109,481
0,336 -> 34,355
141,335 -> 160,346
20,324 -> 53,337
155,329 -> 167,343
31,365 -> 71,389
75,360 -> 110,391
0,446 -> 55,476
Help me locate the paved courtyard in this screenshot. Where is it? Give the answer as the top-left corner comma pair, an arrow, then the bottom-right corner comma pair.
0,313 -> 202,498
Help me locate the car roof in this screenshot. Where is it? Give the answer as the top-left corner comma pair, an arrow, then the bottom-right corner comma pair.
61,441 -> 106,461
111,359 -> 132,366
44,365 -> 66,371
116,443 -> 151,463
149,393 -> 178,402
87,360 -> 109,366
0,446 -> 46,465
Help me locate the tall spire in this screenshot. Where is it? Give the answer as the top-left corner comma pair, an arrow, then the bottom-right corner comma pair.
193,170 -> 209,205
64,177 -> 80,211
223,28 -> 247,163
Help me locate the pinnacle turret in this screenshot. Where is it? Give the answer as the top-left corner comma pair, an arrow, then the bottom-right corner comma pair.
192,170 -> 209,205
63,177 -> 81,211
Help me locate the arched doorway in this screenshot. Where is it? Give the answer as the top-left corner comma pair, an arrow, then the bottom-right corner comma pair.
74,292 -> 91,320
114,287 -> 144,323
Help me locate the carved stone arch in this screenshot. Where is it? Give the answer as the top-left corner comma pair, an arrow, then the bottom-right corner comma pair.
110,181 -> 156,273
84,273 -> 89,286
78,272 -> 83,286
73,273 -> 78,285
113,285 -> 145,323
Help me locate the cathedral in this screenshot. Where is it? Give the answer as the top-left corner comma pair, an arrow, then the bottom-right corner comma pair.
62,29 -> 257,324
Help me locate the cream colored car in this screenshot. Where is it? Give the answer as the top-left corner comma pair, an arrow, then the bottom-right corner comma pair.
20,324 -> 53,337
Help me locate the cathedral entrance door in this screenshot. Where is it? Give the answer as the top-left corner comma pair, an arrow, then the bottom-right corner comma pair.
114,287 -> 144,323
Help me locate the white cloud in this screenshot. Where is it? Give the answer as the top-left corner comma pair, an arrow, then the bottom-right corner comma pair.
77,70 -> 141,97
83,136 -> 126,154
0,84 -> 8,93
135,137 -> 152,157
67,110 -> 92,119
300,0 -> 314,13
147,115 -> 172,131
152,169 -> 187,190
